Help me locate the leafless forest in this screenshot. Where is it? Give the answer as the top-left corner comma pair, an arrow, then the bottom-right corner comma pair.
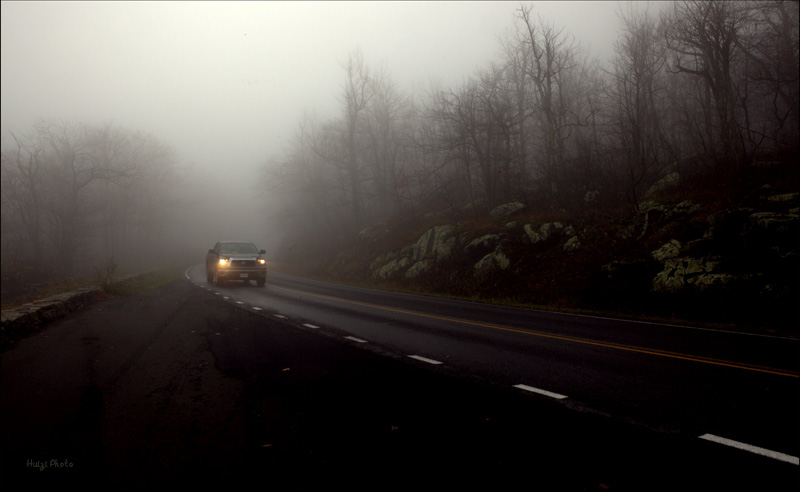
2,1 -> 798,299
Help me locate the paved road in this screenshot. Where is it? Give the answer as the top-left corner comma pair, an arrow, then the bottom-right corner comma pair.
190,267 -> 799,462
1,273 -> 798,491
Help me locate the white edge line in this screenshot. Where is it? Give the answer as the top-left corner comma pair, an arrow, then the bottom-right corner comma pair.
408,355 -> 443,365
302,324 -> 320,329
513,384 -> 569,400
699,434 -> 799,465
344,336 -> 368,343
273,314 -> 287,319
252,307 -> 263,311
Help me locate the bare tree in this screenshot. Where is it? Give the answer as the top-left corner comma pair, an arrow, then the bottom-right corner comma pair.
1,132 -> 46,265
37,120 -> 98,276
606,4 -> 671,209
477,63 -> 518,205
734,0 -> 799,156
516,5 -> 580,208
426,81 -> 483,210
363,62 -> 410,217
665,0 -> 753,174
500,28 -> 533,190
340,49 -> 374,229
261,112 -> 345,241
1,120 -> 179,280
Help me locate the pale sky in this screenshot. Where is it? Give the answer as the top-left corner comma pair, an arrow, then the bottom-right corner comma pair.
1,1 -> 659,186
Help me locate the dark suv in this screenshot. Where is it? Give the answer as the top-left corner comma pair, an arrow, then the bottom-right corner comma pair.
206,241 -> 267,287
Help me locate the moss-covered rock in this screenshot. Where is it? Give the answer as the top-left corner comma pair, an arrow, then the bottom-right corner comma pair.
651,240 -> 682,262
473,249 -> 510,279
490,202 -> 526,217
411,225 -> 460,261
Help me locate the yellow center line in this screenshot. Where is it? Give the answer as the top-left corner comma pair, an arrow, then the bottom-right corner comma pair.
273,284 -> 799,378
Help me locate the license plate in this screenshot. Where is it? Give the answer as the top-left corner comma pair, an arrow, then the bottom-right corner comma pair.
239,274 -> 248,278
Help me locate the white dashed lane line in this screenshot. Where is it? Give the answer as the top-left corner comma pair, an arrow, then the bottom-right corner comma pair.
513,384 -> 569,400
187,271 -> 799,469
699,434 -> 799,465
408,355 -> 443,365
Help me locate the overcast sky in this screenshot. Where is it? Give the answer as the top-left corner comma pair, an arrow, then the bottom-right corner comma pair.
1,1 -> 664,185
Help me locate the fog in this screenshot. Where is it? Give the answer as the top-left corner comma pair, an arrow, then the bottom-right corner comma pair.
1,1 -> 677,277
1,2 -> 627,160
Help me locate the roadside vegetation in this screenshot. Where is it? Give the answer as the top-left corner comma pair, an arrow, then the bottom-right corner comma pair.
96,264 -> 191,298
1,264 -> 189,311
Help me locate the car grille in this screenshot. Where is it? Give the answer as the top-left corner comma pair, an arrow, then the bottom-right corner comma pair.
232,260 -> 255,267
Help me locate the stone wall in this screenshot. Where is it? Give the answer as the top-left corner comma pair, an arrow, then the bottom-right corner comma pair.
0,273 -> 145,348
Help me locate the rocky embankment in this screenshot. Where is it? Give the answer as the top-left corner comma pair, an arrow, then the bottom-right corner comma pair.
353,186 -> 798,332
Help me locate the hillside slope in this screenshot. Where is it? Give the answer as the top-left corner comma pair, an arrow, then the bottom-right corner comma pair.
275,175 -> 799,337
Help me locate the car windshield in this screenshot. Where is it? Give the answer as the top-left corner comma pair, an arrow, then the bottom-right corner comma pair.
219,243 -> 258,254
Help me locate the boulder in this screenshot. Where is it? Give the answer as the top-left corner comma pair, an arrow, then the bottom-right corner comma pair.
651,240 -> 682,262
767,192 -> 799,204
682,238 -> 717,258
464,234 -> 501,257
563,236 -> 581,253
369,252 -> 395,271
405,260 -> 431,279
652,257 -> 721,294
705,208 -> 753,241
743,211 -> 800,257
746,212 -> 799,235
490,202 -> 526,218
411,225 -> 460,262
638,201 -> 668,215
689,273 -> 737,292
667,200 -> 703,218
473,249 -> 510,279
524,222 -> 564,244
644,172 -> 680,198
375,257 -> 411,280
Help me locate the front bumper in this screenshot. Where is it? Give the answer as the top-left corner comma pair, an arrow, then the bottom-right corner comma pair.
217,257 -> 267,280
218,267 -> 267,279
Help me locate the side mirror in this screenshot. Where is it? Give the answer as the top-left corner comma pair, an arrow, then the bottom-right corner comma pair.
208,249 -> 215,254
260,250 -> 266,254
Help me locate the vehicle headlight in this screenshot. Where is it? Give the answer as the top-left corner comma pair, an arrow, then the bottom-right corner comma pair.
218,258 -> 229,266
257,258 -> 266,265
